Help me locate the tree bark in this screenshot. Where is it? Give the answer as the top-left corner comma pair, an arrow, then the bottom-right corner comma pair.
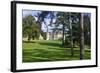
62,24 -> 65,46
69,13 -> 74,56
79,13 -> 85,60
28,35 -> 31,42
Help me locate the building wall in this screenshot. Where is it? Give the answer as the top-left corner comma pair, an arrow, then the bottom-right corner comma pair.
47,32 -> 63,40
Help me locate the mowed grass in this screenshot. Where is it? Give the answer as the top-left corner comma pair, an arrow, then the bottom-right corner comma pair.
22,40 -> 91,62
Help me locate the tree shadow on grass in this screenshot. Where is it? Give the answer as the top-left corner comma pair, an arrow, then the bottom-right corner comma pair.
23,48 -> 80,62
23,45 -> 91,62
23,48 -> 71,61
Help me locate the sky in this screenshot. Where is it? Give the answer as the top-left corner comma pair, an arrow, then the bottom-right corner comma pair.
22,10 -> 56,32
22,10 -> 91,32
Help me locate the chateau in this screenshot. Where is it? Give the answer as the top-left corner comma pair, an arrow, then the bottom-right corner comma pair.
45,32 -> 63,40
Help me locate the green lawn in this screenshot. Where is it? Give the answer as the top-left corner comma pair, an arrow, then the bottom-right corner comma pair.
22,40 -> 91,62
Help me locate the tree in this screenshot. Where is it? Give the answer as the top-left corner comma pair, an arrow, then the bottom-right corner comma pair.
34,11 -> 55,40
79,13 -> 85,60
41,31 -> 47,40
55,12 -> 70,46
55,12 -> 79,56
23,15 -> 40,42
68,13 -> 85,59
69,13 -> 74,56
84,14 -> 91,46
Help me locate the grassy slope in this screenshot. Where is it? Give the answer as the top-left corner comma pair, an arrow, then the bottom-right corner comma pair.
22,40 -> 91,62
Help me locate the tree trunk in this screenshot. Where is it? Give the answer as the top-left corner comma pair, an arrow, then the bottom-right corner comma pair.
62,24 -> 65,46
69,13 -> 74,56
46,25 -> 49,40
79,13 -> 85,60
28,35 -> 31,42
70,26 -> 74,56
43,22 -> 49,40
52,30 -> 55,40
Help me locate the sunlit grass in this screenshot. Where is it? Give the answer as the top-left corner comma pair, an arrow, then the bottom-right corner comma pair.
22,40 -> 91,62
